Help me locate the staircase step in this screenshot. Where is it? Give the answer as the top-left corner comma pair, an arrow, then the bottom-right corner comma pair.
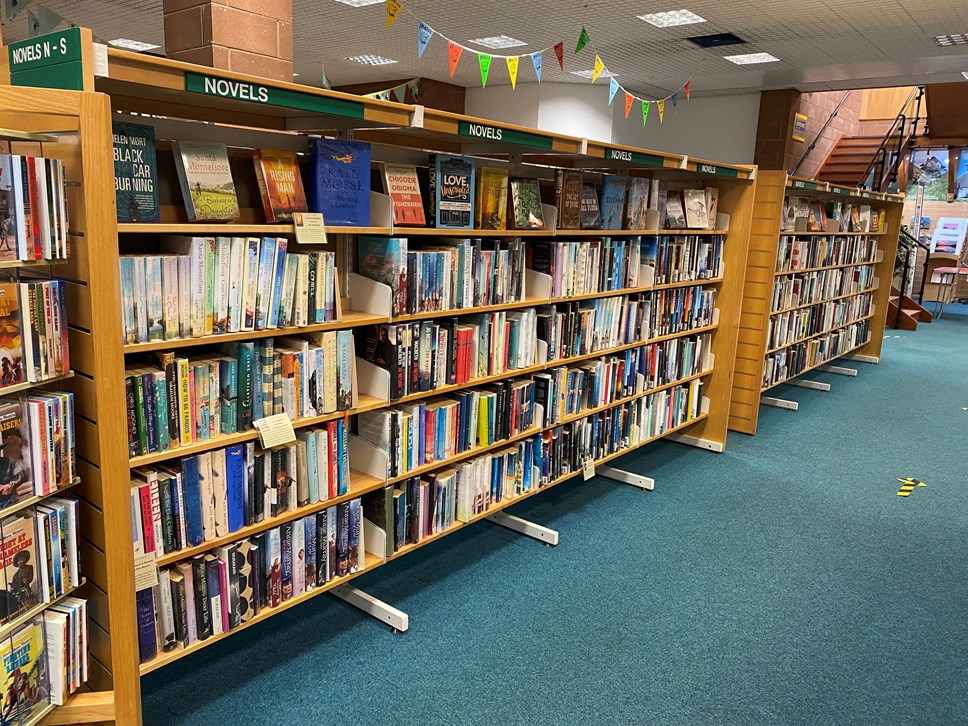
821,161 -> 872,170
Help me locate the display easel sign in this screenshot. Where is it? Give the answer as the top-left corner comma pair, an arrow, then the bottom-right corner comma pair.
929,218 -> 967,255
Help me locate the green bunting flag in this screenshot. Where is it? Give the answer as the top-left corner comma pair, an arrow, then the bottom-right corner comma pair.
641,100 -> 650,126
479,53 -> 492,87
575,26 -> 589,53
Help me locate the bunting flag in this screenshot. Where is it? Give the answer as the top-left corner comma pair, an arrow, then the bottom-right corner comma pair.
625,92 -> 634,119
554,41 -> 564,70
531,51 -> 543,82
386,0 -> 402,29
671,93 -> 678,109
3,0 -> 32,20
320,65 -> 332,90
641,100 -> 650,126
363,78 -> 420,101
657,99 -> 665,123
448,41 -> 463,77
575,26 -> 589,53
608,76 -> 619,105
417,20 -> 434,58
478,53 -> 492,87
591,54 -> 604,83
507,56 -> 519,89
27,3 -> 61,36
392,85 -> 407,102
684,80 -> 691,100
408,79 -> 420,98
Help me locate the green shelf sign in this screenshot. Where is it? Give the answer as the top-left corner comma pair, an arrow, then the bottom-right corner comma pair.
605,148 -> 664,167
185,72 -> 365,120
8,27 -> 84,91
457,121 -> 554,149
790,179 -> 822,191
694,162 -> 739,178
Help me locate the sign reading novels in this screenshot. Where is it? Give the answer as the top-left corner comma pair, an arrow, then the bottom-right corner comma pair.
605,148 -> 665,167
695,163 -> 739,178
457,121 -> 554,150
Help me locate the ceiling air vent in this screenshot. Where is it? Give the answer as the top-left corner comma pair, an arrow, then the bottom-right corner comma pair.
686,33 -> 746,48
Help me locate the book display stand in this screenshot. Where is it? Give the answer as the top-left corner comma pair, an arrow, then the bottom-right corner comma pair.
727,172 -> 902,435
2,30 -> 757,725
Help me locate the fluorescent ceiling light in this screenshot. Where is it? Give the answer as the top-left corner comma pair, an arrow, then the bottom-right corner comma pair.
468,35 -> 527,49
346,54 -> 398,66
637,9 -> 706,27
108,38 -> 160,52
934,34 -> 968,46
724,52 -> 780,64
334,0 -> 384,6
571,69 -> 617,79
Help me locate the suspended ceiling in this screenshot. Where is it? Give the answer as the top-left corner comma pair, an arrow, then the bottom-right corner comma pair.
3,0 -> 968,97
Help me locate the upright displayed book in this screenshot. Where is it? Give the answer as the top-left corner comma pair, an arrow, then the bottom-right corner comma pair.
0,620 -> 48,721
508,178 -> 545,229
382,163 -> 425,226
475,167 -> 509,230
0,398 -> 31,509
357,237 -> 408,317
683,189 -> 708,229
306,139 -> 371,227
433,156 -> 475,229
600,174 -> 627,230
555,170 -> 582,229
626,178 -> 650,230
0,513 -> 40,620
0,284 -> 23,387
253,149 -> 308,223
112,121 -> 160,223
172,141 -> 239,222
579,184 -> 602,229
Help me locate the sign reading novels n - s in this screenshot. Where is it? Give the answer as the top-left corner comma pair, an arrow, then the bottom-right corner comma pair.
8,27 -> 83,90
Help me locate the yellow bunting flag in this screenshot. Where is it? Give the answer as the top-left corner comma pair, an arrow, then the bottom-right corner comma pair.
448,40 -> 463,78
386,0 -> 402,29
506,56 -> 519,89
624,92 -> 634,119
657,99 -> 665,123
592,55 -> 604,82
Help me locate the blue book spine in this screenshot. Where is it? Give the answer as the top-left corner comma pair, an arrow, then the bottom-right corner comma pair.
269,238 -> 288,328
136,588 -> 157,663
225,444 -> 246,532
435,410 -> 445,462
237,343 -> 254,430
182,456 -> 204,546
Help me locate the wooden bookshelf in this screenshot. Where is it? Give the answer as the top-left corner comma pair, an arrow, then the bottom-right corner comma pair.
728,170 -> 902,435
0,31 -> 756,723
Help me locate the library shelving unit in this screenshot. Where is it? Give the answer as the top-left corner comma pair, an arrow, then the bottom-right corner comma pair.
727,171 -> 902,435
4,29 -> 755,724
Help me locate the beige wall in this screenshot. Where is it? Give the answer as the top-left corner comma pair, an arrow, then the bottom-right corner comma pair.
860,87 -> 925,121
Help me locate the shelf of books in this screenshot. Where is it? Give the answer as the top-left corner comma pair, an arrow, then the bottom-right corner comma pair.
0,30 -> 756,724
727,172 -> 902,435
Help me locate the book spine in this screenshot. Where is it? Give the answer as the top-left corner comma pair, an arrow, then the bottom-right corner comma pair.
225,444 -> 246,532
136,588 -> 157,664
204,237 -> 215,335
191,556 -> 212,639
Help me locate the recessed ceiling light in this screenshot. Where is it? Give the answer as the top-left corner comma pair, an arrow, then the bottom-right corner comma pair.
346,54 -> 398,66
468,35 -> 527,49
934,34 -> 968,47
108,38 -> 160,52
570,69 -> 618,79
637,9 -> 706,27
723,52 -> 780,64
334,0 -> 384,6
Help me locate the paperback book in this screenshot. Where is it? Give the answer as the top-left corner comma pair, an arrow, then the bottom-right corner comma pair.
433,156 -> 475,229
475,167 -> 509,230
112,121 -> 159,223
306,139 -> 371,227
253,149 -> 308,223
172,141 -> 239,222
508,178 -> 545,229
382,163 -> 426,226
600,174 -> 627,230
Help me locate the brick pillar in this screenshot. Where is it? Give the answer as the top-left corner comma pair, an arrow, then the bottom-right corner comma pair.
753,89 -> 800,172
163,0 -> 293,82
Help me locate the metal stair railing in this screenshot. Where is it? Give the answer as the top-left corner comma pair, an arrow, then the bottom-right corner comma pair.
860,87 -> 923,192
791,91 -> 852,178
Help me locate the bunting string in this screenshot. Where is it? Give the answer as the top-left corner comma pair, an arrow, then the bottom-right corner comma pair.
362,78 -> 420,103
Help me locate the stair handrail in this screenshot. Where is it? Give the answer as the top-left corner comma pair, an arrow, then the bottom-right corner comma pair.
859,86 -> 923,191
894,227 -> 931,327
790,91 -> 853,177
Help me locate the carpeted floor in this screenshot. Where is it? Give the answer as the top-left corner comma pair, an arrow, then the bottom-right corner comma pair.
142,303 -> 968,726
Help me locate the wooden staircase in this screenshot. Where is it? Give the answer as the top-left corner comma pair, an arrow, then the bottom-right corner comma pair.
888,286 -> 933,331
816,135 -> 885,186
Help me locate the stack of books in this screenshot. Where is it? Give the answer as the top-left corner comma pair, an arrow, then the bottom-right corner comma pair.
0,154 -> 71,262
529,239 -> 642,297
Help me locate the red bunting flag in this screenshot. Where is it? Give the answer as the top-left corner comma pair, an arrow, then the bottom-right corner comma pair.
624,92 -> 634,119
448,40 -> 463,78
554,42 -> 564,71
684,80 -> 691,100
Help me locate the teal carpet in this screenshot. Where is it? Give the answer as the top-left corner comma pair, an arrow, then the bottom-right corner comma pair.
142,304 -> 968,725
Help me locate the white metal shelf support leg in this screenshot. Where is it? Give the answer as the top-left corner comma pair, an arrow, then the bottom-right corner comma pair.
486,512 -> 559,546
598,465 -> 655,491
845,354 -> 879,364
761,396 -> 799,410
785,379 -> 831,392
818,364 -> 857,377
331,585 -> 409,632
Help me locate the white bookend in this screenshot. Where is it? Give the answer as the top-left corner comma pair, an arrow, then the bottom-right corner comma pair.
643,208 -> 660,231
370,190 -> 394,231
362,518 -> 386,562
703,350 -> 716,372
535,339 -> 548,365
348,434 -> 390,481
712,307 -> 721,326
701,396 -> 711,415
716,211 -> 730,231
355,357 -> 390,402
872,276 -> 879,291
347,272 -> 392,318
540,203 -> 558,234
640,264 -> 655,288
534,401 -> 545,430
524,269 -> 552,301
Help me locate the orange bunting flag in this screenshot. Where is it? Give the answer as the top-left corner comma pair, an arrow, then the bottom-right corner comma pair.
448,40 -> 463,78
592,54 -> 604,82
657,99 -> 665,123
386,0 -> 402,29
625,92 -> 634,119
684,80 -> 691,100
506,55 -> 519,89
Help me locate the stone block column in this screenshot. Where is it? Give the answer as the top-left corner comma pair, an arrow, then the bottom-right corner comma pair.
163,0 -> 293,82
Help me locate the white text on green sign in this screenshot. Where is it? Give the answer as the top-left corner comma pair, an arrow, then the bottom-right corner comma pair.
9,28 -> 80,71
606,149 -> 664,167
457,122 -> 553,149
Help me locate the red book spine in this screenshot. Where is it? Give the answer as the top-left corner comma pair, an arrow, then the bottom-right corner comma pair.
326,420 -> 338,499
139,485 -> 156,554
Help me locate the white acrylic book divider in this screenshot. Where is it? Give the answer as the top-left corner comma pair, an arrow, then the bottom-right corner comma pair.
348,435 -> 390,481
525,269 -> 552,301
362,518 -> 387,561
700,396 -> 711,415
370,191 -> 394,231
703,350 -> 716,372
534,401 -> 545,429
712,307 -> 721,326
635,371 -> 646,393
716,212 -> 731,232
355,357 -> 390,402
347,273 -> 392,318
536,339 -> 548,365
643,209 -> 660,232
639,264 -> 655,288
540,203 -> 558,234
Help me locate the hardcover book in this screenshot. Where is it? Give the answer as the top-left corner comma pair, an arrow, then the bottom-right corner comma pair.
306,139 -> 371,227
382,163 -> 426,226
626,178 -> 650,230
600,174 -> 627,230
508,178 -> 545,229
253,149 -> 308,223
579,183 -> 602,229
475,167 -> 509,230
705,187 -> 719,229
665,192 -> 686,229
434,155 -> 475,229
683,189 -> 709,229
0,399 -> 32,509
555,170 -> 582,229
112,122 -> 159,223
171,141 -> 239,222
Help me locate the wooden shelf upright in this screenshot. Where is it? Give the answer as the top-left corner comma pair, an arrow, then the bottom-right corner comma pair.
727,173 -> 902,435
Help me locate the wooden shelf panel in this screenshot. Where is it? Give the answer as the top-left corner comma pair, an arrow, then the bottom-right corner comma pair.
123,310 -> 387,354
760,336 -> 871,393
780,231 -> 887,237
764,313 -> 876,356
153,470 -> 385,566
128,394 -> 387,468
774,258 -> 880,277
769,286 -> 878,316
138,551 -> 384,675
117,222 -> 393,236
0,371 -> 75,397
